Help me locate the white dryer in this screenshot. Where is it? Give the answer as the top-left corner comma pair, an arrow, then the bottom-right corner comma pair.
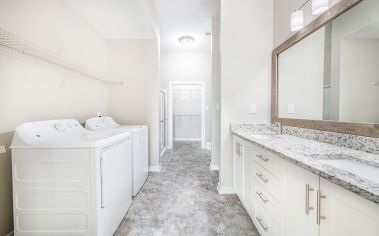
11,119 -> 132,236
85,117 -> 148,196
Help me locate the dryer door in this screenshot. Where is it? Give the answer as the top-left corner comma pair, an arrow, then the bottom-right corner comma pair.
99,138 -> 132,236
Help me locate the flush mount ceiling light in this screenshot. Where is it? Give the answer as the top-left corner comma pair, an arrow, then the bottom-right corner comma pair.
291,10 -> 304,32
312,0 -> 329,15
178,35 -> 195,46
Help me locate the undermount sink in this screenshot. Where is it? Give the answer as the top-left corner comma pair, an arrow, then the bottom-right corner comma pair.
319,159 -> 379,183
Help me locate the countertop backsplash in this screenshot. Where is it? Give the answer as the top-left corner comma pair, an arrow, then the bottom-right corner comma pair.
282,126 -> 379,155
231,123 -> 379,155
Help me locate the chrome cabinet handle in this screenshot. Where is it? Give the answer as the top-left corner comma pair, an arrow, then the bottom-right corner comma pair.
256,191 -> 268,204
305,184 -> 314,215
256,217 -> 269,232
256,154 -> 269,162
256,172 -> 269,183
317,190 -> 327,224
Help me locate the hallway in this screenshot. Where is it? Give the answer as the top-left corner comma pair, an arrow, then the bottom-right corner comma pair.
115,142 -> 259,236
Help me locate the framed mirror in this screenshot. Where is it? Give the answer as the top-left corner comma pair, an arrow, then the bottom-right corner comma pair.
272,0 -> 379,137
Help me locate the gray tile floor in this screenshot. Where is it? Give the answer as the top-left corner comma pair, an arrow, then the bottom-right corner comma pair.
114,142 -> 260,236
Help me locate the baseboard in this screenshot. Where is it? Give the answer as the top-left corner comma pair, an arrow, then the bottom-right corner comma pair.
149,165 -> 162,172
217,183 -> 235,194
206,142 -> 212,151
6,232 -> 14,236
209,164 -> 220,171
173,138 -> 201,141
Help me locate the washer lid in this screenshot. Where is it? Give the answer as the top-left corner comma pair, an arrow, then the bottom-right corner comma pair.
85,117 -> 119,131
11,119 -> 130,149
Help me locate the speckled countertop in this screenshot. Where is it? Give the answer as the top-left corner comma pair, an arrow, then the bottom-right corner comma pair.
231,125 -> 379,205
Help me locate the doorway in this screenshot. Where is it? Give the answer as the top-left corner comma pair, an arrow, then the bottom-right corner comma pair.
168,81 -> 205,149
160,89 -> 168,157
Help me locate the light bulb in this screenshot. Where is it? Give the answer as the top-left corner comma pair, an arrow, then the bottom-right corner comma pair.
291,10 -> 304,32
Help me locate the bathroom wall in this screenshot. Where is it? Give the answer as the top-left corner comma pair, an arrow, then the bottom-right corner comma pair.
107,39 -> 161,169
0,0 -> 110,234
160,51 -> 212,144
273,0 -> 341,47
219,0 -> 273,190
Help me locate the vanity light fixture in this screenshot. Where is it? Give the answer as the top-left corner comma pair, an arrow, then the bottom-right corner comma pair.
178,35 -> 195,46
291,10 -> 304,32
312,0 -> 329,15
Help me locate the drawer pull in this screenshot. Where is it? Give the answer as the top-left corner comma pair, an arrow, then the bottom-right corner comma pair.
317,190 -> 327,225
256,172 -> 269,183
256,217 -> 269,232
256,154 -> 269,162
256,191 -> 268,204
305,184 -> 314,215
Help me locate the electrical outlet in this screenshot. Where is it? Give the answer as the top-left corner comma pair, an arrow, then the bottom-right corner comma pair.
0,145 -> 6,154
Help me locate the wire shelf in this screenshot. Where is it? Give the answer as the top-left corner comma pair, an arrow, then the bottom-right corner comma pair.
0,27 -> 123,85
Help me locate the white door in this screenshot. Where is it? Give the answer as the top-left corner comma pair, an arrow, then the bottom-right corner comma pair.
319,178 -> 379,236
233,137 -> 244,201
283,162 -> 319,236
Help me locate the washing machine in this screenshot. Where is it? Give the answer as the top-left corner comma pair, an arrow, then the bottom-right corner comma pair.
10,119 -> 133,236
85,117 -> 148,196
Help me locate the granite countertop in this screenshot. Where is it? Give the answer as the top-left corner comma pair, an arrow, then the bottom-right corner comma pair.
231,125 -> 379,204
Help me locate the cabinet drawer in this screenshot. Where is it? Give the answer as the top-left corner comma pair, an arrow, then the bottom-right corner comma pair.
255,200 -> 278,236
254,146 -> 280,178
254,163 -> 280,201
255,182 -> 280,223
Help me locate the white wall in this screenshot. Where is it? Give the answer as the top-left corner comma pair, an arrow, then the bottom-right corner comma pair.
220,0 -> 273,189
0,1 -> 109,234
273,0 -> 341,47
339,40 -> 379,123
278,27 -> 325,120
107,39 -> 161,169
160,51 -> 212,143
211,17 -> 221,169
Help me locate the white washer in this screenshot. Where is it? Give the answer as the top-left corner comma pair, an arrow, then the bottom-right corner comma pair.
10,119 -> 132,236
85,117 -> 148,196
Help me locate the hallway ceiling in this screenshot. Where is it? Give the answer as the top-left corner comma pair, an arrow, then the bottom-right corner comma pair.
65,0 -> 156,39
153,0 -> 220,52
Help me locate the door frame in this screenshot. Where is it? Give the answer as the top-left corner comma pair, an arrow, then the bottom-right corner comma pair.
160,89 -> 168,157
168,81 -> 206,149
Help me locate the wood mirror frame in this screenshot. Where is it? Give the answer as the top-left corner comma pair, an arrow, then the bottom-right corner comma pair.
271,0 -> 379,138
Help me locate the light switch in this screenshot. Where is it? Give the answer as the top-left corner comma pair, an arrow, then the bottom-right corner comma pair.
288,104 -> 295,114
0,145 -> 6,154
206,105 -> 209,111
250,104 -> 257,114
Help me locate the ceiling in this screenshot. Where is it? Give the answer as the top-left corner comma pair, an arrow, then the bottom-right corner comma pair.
65,0 -> 156,39
153,0 -> 220,52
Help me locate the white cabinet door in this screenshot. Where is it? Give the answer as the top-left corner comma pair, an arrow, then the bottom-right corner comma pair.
243,141 -> 255,216
283,162 -> 319,236
233,136 -> 244,202
319,178 -> 379,236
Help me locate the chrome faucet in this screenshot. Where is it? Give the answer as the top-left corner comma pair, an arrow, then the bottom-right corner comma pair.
274,122 -> 282,135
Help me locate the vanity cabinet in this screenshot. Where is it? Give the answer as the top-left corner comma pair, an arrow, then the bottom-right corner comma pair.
319,178 -> 379,236
282,160 -> 379,236
232,134 -> 379,236
283,161 -> 319,236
